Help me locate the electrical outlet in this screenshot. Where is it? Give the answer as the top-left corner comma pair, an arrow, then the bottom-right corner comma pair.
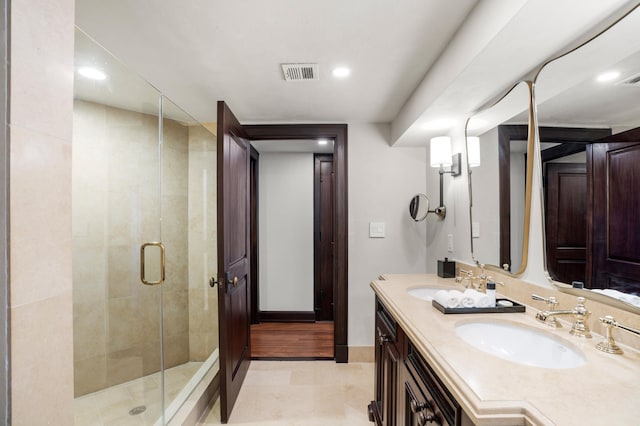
447,234 -> 454,252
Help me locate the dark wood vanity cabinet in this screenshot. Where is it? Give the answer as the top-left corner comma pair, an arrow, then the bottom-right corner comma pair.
369,298 -> 473,426
369,298 -> 401,426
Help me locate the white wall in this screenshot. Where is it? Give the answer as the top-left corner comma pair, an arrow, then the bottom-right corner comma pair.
510,150 -> 526,270
469,127 -> 500,266
259,152 -> 314,311
426,125 -> 474,273
348,123 -> 429,346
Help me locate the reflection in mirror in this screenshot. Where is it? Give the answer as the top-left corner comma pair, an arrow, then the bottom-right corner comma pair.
535,5 -> 640,312
466,82 -> 534,275
409,194 -> 430,222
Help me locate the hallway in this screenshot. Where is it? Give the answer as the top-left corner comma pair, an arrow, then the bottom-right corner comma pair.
250,322 -> 334,359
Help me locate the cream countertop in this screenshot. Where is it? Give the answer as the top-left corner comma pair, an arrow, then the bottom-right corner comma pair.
371,274 -> 640,426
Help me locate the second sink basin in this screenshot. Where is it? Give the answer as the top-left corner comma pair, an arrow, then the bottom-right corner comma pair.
455,319 -> 586,369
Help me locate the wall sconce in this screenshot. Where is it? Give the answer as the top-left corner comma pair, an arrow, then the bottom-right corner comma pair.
430,136 -> 461,219
467,136 -> 481,167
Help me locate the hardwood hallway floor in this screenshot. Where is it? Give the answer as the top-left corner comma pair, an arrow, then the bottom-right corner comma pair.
250,322 -> 334,359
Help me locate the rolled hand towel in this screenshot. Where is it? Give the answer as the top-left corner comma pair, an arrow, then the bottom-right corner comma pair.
434,290 -> 461,308
460,290 -> 475,307
463,289 -> 491,308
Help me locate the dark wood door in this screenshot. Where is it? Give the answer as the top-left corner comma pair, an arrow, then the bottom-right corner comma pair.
589,139 -> 640,293
314,154 -> 334,321
217,101 -> 251,423
544,163 -> 587,284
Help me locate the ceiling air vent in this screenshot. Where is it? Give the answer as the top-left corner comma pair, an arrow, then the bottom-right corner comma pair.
617,73 -> 640,87
281,63 -> 319,82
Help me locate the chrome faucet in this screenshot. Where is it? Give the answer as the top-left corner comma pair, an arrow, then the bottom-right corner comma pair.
458,265 -> 488,292
595,315 -> 640,355
535,296 -> 592,338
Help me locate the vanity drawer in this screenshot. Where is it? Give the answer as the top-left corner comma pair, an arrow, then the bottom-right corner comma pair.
405,340 -> 471,426
376,299 -> 398,342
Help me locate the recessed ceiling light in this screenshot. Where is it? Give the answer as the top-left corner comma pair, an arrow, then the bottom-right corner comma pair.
78,67 -> 107,80
318,139 -> 328,145
332,67 -> 350,78
596,71 -> 620,83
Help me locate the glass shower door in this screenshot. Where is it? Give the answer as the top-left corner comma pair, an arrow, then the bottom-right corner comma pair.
159,97 -> 219,422
73,28 -> 165,424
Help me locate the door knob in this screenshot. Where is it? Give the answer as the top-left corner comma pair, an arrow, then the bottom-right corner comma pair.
232,276 -> 239,287
209,276 -> 218,287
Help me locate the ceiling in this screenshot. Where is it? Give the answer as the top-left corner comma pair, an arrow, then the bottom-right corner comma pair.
74,0 -> 640,146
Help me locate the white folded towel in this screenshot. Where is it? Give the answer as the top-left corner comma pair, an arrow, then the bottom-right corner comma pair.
463,289 -> 492,308
434,290 -> 461,308
591,288 -> 640,308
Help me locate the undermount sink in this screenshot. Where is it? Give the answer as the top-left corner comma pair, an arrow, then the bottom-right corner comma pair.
407,287 -> 447,301
455,319 -> 586,369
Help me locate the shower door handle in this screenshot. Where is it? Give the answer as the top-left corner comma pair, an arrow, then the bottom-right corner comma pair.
140,242 -> 165,285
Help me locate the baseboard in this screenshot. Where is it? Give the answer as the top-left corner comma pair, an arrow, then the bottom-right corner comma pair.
349,346 -> 374,362
258,311 -> 316,322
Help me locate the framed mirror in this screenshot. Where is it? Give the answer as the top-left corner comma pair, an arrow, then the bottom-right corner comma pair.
535,5 -> 640,312
465,81 -> 535,275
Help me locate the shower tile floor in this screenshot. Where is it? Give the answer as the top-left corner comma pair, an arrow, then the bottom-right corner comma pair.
198,360 -> 374,425
74,361 -> 203,425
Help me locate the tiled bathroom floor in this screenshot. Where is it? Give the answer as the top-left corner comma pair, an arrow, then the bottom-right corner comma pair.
74,361 -> 203,425
198,361 -> 374,425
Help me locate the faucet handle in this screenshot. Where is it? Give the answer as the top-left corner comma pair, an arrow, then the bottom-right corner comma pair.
569,297 -> 592,339
478,263 -> 486,278
532,294 -> 561,328
532,294 -> 559,307
459,269 -> 473,277
595,316 -> 624,355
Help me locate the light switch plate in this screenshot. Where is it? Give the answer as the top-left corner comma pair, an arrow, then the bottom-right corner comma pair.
472,222 -> 480,238
369,222 -> 385,238
447,234 -> 454,252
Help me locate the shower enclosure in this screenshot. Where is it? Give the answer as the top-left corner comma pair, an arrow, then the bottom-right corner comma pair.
72,29 -> 219,424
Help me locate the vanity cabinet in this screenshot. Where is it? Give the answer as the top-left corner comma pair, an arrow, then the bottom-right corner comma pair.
369,298 -> 402,426
369,297 -> 473,426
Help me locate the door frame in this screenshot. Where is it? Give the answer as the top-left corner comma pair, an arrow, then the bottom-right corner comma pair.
244,124 -> 349,362
249,146 -> 260,324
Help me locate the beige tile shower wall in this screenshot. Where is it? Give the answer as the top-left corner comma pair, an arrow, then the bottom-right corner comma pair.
187,126 -> 219,361
161,117 -> 190,368
72,101 -> 190,396
9,0 -> 75,423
